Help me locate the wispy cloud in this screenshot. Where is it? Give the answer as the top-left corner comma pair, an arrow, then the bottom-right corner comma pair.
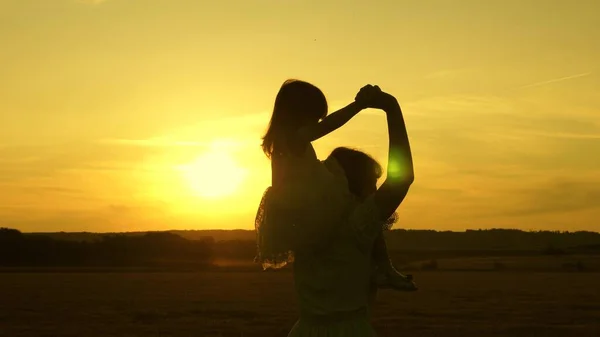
99,139 -> 209,148
76,0 -> 108,4
517,72 -> 592,89
98,137 -> 256,150
423,67 -> 478,80
514,130 -> 600,140
500,178 -> 600,217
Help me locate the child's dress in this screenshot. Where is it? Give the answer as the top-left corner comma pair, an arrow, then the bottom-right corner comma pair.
255,146 -> 354,270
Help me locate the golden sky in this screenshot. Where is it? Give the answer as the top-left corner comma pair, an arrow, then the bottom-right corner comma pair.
1,0 -> 599,232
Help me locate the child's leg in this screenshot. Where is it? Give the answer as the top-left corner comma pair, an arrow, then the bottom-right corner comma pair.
372,231 -> 390,268
372,231 -> 417,291
372,231 -> 397,273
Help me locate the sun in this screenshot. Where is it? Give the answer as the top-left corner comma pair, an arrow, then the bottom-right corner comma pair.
178,149 -> 248,199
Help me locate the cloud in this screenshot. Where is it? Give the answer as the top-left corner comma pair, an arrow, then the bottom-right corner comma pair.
0,200 -> 248,233
513,130 -> 600,140
517,72 -> 592,89
423,67 -> 479,80
99,139 -> 210,148
498,178 -> 600,217
99,137 -> 257,150
395,163 -> 600,232
12,186 -> 85,195
0,140 -> 174,185
76,0 -> 108,4
0,203 -> 168,233
374,92 -> 600,230
3,90 -> 600,232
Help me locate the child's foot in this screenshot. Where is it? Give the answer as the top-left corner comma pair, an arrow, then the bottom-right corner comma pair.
375,269 -> 417,291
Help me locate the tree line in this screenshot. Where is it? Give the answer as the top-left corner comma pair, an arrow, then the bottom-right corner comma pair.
2,227 -> 599,268
0,228 -> 213,268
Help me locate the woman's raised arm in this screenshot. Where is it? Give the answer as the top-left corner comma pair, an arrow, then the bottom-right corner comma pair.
372,91 -> 414,220
346,87 -> 415,249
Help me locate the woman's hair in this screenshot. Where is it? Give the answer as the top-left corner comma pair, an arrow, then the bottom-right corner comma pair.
261,79 -> 328,158
329,147 -> 398,229
328,147 -> 383,197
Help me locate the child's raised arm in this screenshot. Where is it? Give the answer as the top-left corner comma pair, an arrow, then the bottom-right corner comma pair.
296,101 -> 364,144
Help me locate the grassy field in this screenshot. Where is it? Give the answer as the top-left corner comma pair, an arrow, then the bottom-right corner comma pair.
1,271 -> 599,337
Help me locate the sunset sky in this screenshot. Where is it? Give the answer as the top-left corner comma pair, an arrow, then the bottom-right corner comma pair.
1,0 -> 599,233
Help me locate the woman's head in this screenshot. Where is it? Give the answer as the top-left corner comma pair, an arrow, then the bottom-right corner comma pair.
328,147 -> 382,200
328,147 -> 398,227
261,79 -> 328,158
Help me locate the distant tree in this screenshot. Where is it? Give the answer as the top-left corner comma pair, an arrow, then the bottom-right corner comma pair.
0,227 -> 23,240
0,228 -> 214,269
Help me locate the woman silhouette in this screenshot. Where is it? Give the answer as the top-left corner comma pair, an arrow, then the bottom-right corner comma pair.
286,86 -> 416,336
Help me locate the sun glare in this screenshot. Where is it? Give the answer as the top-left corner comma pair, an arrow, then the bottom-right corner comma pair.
178,149 -> 247,199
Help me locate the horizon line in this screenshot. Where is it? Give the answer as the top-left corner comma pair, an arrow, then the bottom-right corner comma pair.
13,228 -> 600,235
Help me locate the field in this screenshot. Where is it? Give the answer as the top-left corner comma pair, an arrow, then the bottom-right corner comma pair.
1,271 -> 599,337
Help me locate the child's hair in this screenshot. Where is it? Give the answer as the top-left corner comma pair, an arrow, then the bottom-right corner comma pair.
328,147 -> 383,197
261,79 -> 328,158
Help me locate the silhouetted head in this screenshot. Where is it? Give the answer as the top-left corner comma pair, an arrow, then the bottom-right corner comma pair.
328,147 -> 397,227
328,147 -> 382,200
261,79 -> 328,158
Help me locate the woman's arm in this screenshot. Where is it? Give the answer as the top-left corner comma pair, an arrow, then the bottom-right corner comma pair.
296,101 -> 364,144
347,90 -> 414,249
372,93 -> 414,221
